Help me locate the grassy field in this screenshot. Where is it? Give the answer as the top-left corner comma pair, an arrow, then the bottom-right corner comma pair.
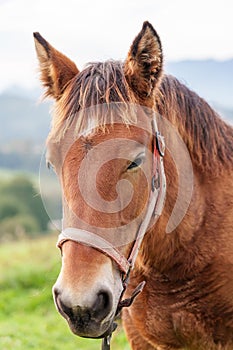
0,234 -> 130,350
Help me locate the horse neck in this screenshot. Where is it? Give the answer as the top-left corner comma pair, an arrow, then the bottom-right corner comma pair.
137,75 -> 233,279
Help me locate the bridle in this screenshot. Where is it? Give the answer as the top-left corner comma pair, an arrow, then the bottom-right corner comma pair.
56,117 -> 166,349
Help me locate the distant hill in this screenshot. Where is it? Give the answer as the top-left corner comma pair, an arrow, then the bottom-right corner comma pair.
0,93 -> 50,146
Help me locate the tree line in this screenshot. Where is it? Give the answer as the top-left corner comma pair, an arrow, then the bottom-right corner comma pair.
0,175 -> 49,242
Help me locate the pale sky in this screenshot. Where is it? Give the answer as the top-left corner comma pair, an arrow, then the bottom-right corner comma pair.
0,0 -> 232,92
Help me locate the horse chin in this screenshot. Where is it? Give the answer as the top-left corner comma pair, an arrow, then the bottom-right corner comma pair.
67,319 -> 114,339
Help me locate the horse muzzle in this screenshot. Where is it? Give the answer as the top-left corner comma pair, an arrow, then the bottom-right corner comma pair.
53,286 -> 115,338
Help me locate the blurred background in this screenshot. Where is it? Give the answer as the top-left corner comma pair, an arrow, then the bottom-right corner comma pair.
0,0 -> 232,349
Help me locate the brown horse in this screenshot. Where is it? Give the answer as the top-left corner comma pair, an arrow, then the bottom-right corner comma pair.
34,22 -> 233,350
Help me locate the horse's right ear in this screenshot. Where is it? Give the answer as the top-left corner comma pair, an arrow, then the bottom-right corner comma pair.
33,32 -> 79,100
124,21 -> 163,103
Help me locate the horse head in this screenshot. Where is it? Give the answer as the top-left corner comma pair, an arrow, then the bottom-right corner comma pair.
34,22 -> 165,339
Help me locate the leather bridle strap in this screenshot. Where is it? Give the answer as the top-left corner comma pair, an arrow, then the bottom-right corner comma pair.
57,228 -> 130,274
126,179 -> 159,268
126,122 -> 166,269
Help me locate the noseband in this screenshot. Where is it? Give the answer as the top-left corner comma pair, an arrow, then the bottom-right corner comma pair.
56,118 -> 166,349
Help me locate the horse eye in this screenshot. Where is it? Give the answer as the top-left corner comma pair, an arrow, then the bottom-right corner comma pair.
127,157 -> 143,170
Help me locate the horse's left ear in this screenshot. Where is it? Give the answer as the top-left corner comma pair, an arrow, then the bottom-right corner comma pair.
124,21 -> 163,102
33,32 -> 79,100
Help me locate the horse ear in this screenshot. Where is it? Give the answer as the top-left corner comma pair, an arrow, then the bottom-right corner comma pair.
33,32 -> 79,100
124,21 -> 163,101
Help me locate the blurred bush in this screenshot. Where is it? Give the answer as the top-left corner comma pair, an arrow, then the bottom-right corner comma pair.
0,175 -> 49,241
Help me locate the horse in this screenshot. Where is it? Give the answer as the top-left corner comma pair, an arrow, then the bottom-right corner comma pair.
34,22 -> 233,349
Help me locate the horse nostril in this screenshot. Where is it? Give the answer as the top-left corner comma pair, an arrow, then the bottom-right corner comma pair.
93,290 -> 113,320
53,287 -> 60,299
62,303 -> 74,319
54,292 -> 74,320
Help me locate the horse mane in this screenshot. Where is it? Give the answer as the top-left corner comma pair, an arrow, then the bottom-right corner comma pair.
156,75 -> 233,175
51,61 -> 138,140
50,60 -> 233,176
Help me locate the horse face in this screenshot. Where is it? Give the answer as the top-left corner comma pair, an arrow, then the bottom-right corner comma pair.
34,21 -> 163,338
49,123 -> 152,337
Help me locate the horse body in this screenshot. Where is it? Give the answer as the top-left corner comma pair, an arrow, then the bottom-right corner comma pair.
34,22 -> 233,349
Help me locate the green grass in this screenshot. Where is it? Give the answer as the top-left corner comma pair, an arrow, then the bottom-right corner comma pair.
0,235 -> 130,350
